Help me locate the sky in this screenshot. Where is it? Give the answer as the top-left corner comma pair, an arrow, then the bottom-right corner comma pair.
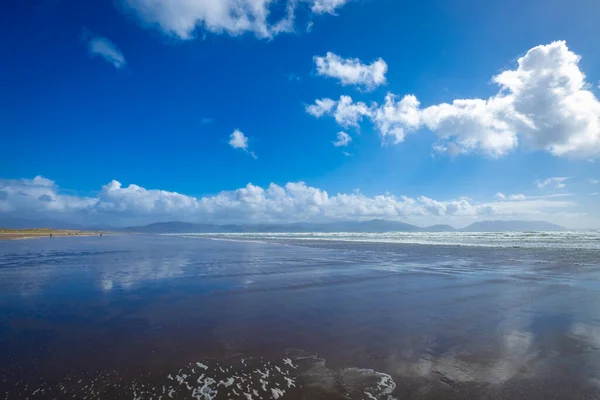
1,0 -> 600,228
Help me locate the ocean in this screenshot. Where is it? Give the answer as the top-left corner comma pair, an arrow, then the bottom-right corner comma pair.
1,232 -> 600,399
176,230 -> 600,250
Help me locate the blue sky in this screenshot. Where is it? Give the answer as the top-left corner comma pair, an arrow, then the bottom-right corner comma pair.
1,0 -> 600,228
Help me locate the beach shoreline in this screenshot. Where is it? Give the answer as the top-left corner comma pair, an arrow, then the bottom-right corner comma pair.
0,229 -> 106,240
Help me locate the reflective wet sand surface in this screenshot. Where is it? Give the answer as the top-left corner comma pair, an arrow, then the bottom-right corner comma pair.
1,235 -> 600,399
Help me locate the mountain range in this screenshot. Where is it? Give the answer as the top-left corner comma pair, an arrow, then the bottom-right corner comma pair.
118,219 -> 565,233
0,217 -> 566,233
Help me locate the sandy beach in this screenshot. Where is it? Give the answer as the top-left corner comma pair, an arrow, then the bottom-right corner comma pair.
1,234 -> 599,399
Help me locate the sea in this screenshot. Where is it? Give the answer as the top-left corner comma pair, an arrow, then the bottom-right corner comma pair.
1,231 -> 600,399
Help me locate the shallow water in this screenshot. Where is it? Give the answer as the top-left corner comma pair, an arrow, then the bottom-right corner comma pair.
1,234 -> 600,399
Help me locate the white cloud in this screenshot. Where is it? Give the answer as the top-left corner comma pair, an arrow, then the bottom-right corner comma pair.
495,193 -> 528,201
416,196 -> 496,217
119,0 -> 352,40
589,179 -> 599,185
342,151 -> 353,156
373,94 -> 421,144
308,41 -> 600,158
310,0 -> 351,14
314,52 -> 387,91
0,176 -> 585,227
496,192 -> 572,202
229,130 -> 257,158
333,96 -> 372,127
332,131 -> 351,147
536,177 -> 569,189
306,98 -> 337,117
306,95 -> 372,127
87,36 -> 126,69
0,176 -> 96,216
483,198 -> 576,217
507,194 -> 527,201
229,129 -> 249,150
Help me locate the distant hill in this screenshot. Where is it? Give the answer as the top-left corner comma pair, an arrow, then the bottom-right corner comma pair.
1,218 -> 565,233
423,224 -> 456,232
120,219 -> 565,233
121,219 -> 423,233
120,221 -> 223,233
461,220 -> 566,232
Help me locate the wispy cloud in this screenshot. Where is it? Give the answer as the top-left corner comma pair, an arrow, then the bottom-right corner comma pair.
589,179 -> 599,185
536,177 -> 570,189
332,131 -> 352,147
311,0 -> 352,14
495,193 -> 573,201
119,0 -> 352,40
87,36 -> 126,69
507,194 -> 527,201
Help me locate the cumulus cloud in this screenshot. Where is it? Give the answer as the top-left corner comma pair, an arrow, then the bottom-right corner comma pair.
416,196 -> 496,217
314,52 -> 387,91
308,41 -> 600,158
229,129 -> 249,150
373,94 -> 421,144
332,131 -> 351,147
0,176 -> 96,216
229,129 -> 257,158
87,36 -> 126,69
0,176 -> 582,227
119,0 -> 352,40
306,95 -> 372,127
536,177 -> 569,189
306,98 -> 337,117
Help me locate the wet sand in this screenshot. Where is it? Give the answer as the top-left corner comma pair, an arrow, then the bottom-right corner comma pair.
0,235 -> 599,399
